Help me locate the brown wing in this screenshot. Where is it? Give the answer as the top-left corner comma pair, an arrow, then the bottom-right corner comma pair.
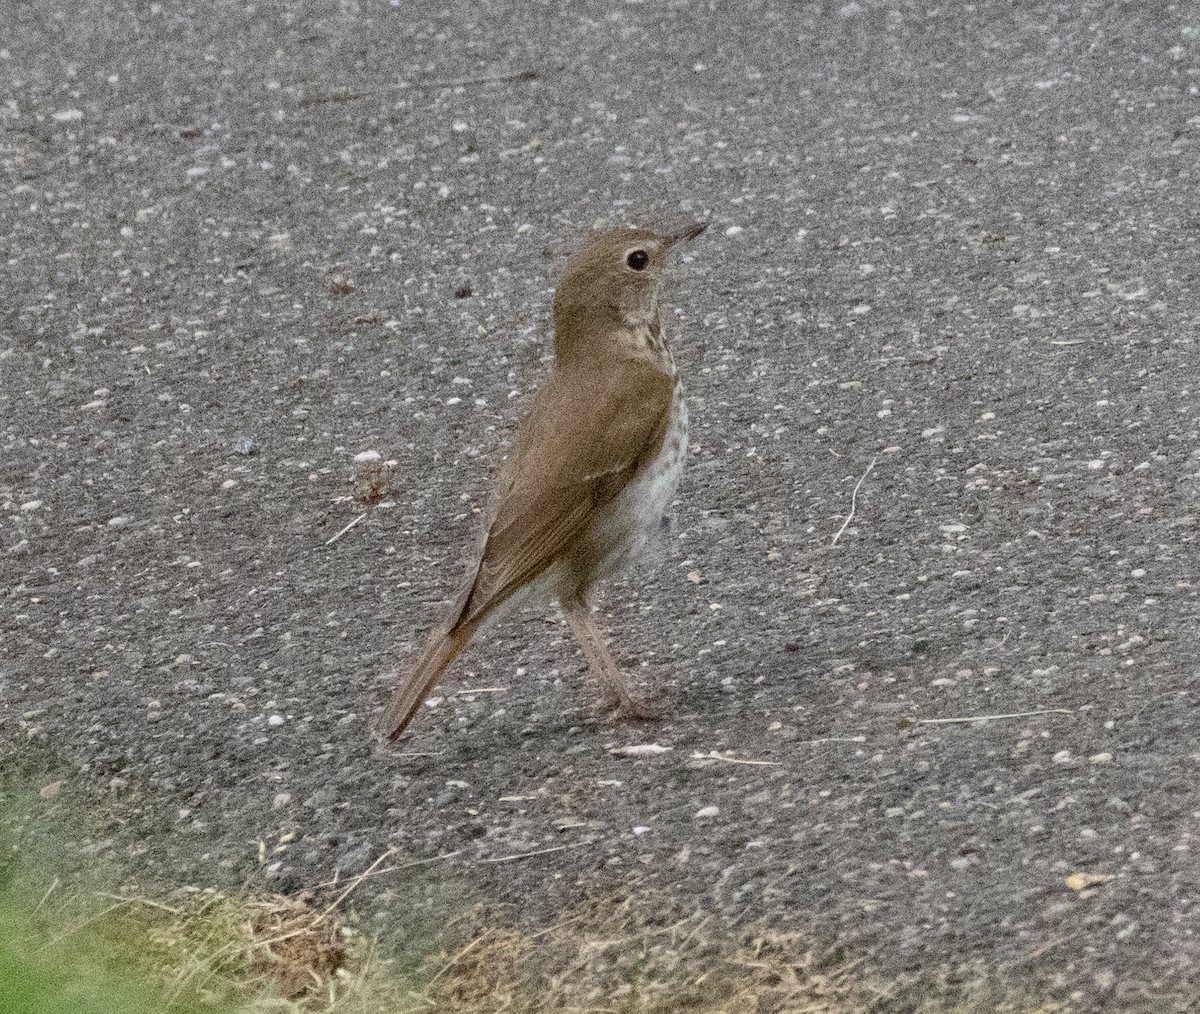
455,359 -> 673,625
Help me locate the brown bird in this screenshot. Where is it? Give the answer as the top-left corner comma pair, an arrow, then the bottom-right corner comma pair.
380,223 -> 706,740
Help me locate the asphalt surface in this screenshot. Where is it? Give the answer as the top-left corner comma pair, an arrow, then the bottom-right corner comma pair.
3,1 -> 1200,1009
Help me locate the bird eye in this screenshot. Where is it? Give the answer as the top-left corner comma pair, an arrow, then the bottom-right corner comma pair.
626,249 -> 650,271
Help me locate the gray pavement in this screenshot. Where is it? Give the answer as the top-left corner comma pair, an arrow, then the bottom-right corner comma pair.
3,1 -> 1200,1009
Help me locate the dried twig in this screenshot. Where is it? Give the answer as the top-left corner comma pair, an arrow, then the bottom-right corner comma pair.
303,850 -> 462,891
915,709 -> 1072,725
325,512 -> 367,546
690,751 -> 780,767
609,744 -> 672,757
396,68 -> 539,91
300,69 -> 539,107
480,840 -> 595,864
831,456 -> 876,545
796,735 -> 866,746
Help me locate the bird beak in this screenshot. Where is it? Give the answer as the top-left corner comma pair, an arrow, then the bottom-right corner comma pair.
664,222 -> 708,247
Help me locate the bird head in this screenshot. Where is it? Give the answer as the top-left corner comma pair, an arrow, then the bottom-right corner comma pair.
552,223 -> 706,358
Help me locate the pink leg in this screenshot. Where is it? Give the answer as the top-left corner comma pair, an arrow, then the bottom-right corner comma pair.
562,601 -> 667,720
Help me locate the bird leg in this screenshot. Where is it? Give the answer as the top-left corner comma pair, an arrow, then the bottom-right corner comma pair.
562,600 -> 667,720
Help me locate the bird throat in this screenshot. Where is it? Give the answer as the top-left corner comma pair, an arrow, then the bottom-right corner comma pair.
619,283 -> 659,329
617,288 -> 673,372
554,288 -> 672,373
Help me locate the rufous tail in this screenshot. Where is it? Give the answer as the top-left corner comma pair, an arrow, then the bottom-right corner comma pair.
379,622 -> 473,740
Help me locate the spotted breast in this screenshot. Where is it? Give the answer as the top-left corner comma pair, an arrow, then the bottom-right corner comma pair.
581,325 -> 688,581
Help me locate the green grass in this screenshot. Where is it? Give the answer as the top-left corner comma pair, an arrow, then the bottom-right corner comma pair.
0,880 -> 246,1014
0,783 -> 1071,1014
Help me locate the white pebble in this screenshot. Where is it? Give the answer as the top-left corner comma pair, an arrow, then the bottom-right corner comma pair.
353,450 -> 381,464
694,806 -> 720,819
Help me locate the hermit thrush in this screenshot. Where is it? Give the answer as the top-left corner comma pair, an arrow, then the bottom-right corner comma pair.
380,223 -> 706,739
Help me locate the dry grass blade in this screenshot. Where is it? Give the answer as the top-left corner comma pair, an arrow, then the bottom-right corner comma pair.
915,709 -> 1072,725
831,456 -> 876,545
420,898 -> 869,1013
304,850 -> 462,891
31,877 -> 59,915
325,512 -> 367,546
94,892 -> 181,914
242,895 -> 349,1001
479,840 -> 595,864
35,899 -> 133,952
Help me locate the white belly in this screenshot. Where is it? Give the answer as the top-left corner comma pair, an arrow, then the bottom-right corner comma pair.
585,390 -> 688,580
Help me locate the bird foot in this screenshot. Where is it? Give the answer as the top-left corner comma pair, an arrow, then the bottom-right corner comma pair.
602,686 -> 671,722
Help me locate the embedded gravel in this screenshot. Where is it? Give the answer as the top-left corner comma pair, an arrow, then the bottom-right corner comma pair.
3,2 -> 1200,1010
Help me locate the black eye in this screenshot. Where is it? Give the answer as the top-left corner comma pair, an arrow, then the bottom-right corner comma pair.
626,249 -> 649,271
